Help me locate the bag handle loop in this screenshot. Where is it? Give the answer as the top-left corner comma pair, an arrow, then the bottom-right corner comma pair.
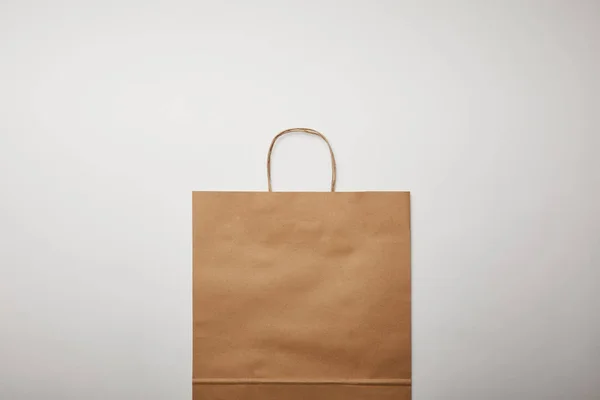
266,128 -> 337,192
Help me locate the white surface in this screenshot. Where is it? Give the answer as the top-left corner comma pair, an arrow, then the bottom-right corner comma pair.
1,1 -> 599,399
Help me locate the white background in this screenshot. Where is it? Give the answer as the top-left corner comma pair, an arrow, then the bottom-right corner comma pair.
1,1 -> 599,399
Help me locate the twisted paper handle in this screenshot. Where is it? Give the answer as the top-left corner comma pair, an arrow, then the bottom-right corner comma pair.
267,128 -> 336,192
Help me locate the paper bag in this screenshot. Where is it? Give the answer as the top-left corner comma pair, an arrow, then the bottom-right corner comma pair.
192,128 -> 411,399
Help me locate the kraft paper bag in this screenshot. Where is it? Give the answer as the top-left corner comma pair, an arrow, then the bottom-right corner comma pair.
192,128 -> 411,399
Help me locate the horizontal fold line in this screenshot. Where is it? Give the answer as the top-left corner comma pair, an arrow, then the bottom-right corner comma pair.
192,378 -> 411,386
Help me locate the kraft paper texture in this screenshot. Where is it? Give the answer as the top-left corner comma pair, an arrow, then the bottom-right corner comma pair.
192,191 -> 411,399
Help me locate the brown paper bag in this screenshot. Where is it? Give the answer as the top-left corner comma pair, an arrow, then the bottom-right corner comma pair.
192,128 -> 411,400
